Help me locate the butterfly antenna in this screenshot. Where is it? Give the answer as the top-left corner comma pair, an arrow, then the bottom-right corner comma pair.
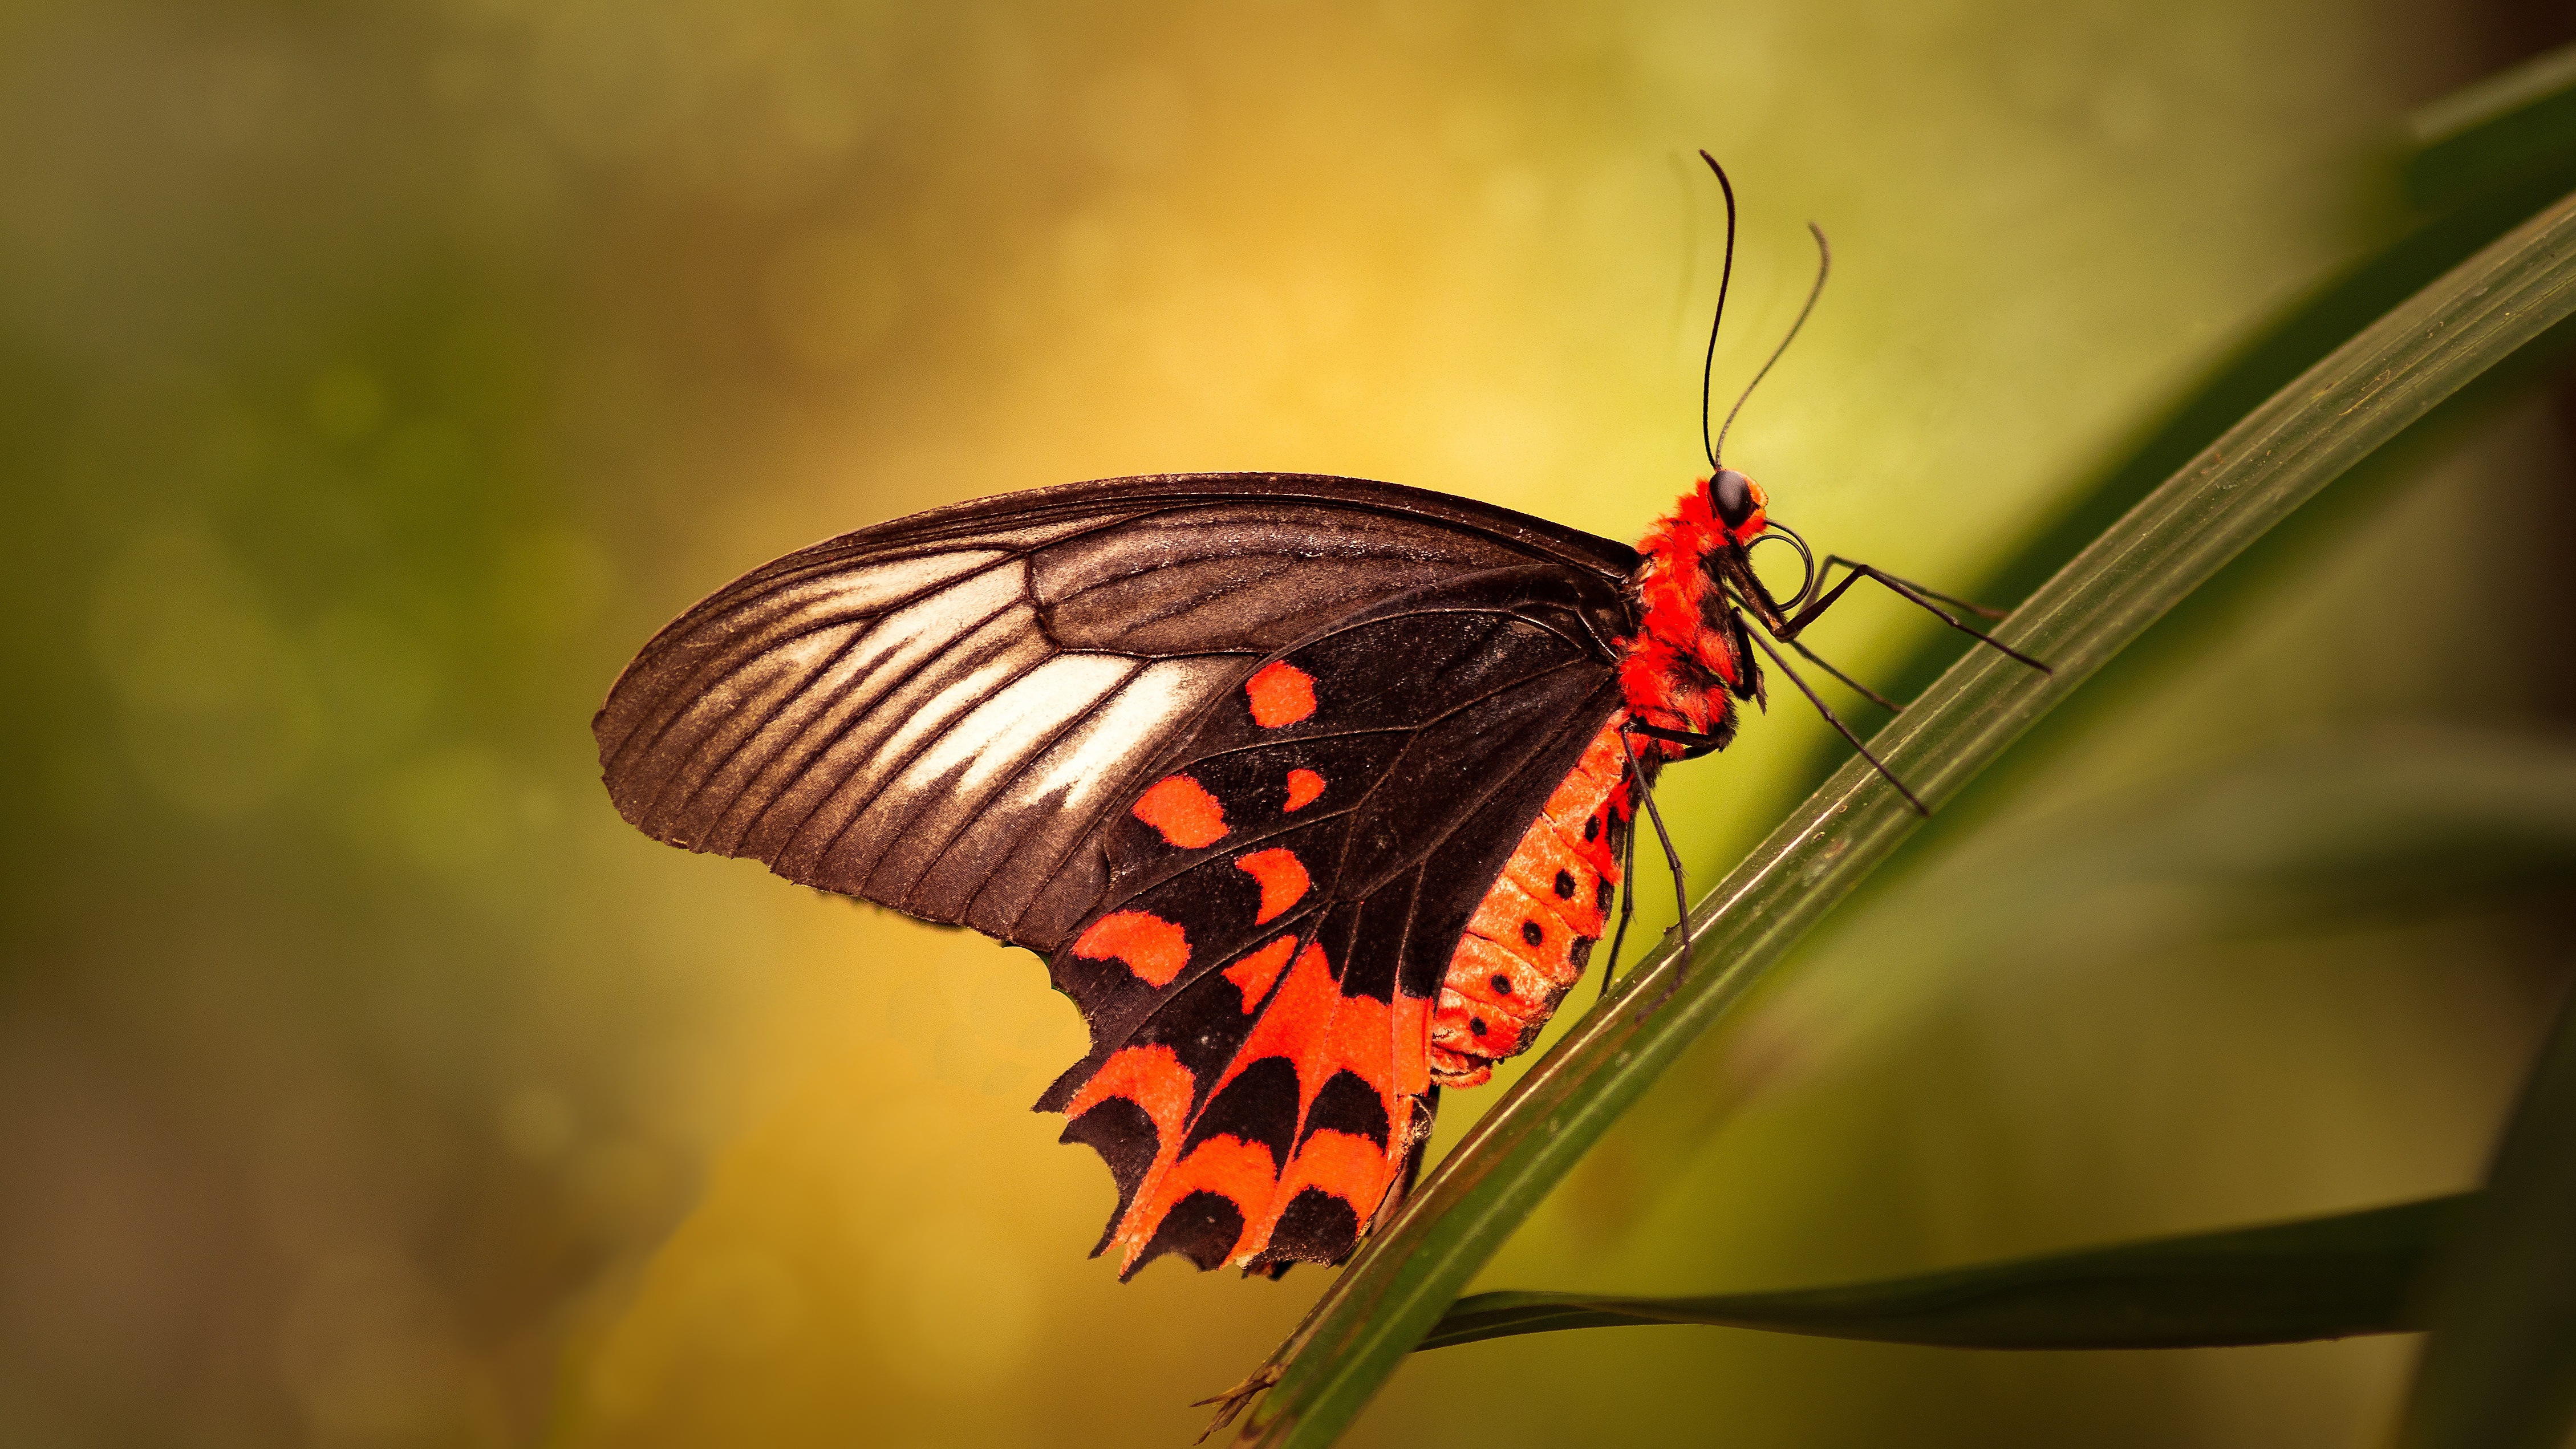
1712,220 -> 1831,468
1696,150 -> 1739,473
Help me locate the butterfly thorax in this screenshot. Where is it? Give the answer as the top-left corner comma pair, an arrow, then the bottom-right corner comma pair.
1617,477 -> 1768,758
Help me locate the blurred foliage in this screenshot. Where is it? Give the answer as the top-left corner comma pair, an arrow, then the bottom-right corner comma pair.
1,2 -> 2570,1449
2401,988 -> 2576,1449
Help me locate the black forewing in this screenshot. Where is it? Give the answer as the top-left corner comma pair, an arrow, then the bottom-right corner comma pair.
595,473 -> 1639,955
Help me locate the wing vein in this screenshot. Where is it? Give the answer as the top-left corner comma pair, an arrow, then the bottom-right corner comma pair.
757,597 -> 1031,866
612,550 -> 1024,785
636,610 -> 882,836
809,644 -> 1063,875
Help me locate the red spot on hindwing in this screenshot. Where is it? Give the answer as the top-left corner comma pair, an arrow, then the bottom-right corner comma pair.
1245,660 -> 1317,727
1283,768 -> 1326,811
1273,1129 -> 1384,1225
1132,774 -> 1227,848
1223,936 -> 1298,1011
1154,1137 -> 1272,1261
1071,911 -> 1190,988
1234,848 -> 1311,924
1064,1045 -> 1193,1143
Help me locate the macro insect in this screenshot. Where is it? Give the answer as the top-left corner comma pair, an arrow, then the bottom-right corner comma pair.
594,156 -> 2044,1280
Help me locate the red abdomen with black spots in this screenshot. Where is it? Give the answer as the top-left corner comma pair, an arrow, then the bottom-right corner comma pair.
1429,724 -> 1633,1088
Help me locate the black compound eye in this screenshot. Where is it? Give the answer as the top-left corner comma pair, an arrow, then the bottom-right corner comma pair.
1711,469 -> 1756,529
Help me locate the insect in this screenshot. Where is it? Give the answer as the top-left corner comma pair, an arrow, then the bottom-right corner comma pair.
593,156 -> 2044,1280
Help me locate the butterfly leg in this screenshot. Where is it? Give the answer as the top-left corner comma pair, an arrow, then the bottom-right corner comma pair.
1738,626 -> 1929,815
1812,556 -> 2007,618
1786,636 -> 1898,712
1778,558 -> 2050,675
1599,785 -> 1641,1001
1618,732 -> 1695,1016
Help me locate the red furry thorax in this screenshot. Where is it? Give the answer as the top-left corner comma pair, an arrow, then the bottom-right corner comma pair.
1618,484 -> 1744,758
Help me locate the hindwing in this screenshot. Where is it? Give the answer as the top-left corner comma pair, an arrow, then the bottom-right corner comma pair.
1050,575 -> 1628,1275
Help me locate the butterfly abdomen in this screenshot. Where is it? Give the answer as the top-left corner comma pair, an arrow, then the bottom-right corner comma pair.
1427,722 -> 1635,1087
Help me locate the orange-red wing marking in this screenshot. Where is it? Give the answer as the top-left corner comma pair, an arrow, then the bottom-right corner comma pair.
1064,1044 -> 1194,1142
1131,773 -> 1228,848
1101,940 -> 1324,1272
1244,660 -> 1319,727
1222,935 -> 1297,1012
1070,910 -> 1190,988
1283,768 -> 1326,811
1234,848 -> 1312,924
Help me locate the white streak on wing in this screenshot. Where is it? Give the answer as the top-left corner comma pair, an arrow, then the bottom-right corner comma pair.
857,608 -> 1055,791
1018,656 -> 1241,817
776,559 -> 1030,754
889,654 -> 1140,806
753,548 -> 1007,619
683,554 -> 1021,760
941,655 -> 1244,937
729,620 -> 856,700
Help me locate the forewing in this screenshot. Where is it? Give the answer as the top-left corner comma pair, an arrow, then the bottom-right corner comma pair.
594,473 -> 1638,954
1038,571 -> 1628,1276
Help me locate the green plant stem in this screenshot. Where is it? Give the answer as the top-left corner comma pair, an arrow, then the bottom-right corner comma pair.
1230,188 -> 2576,1449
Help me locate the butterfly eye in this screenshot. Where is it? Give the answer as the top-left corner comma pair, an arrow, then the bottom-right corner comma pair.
1710,469 -> 1757,530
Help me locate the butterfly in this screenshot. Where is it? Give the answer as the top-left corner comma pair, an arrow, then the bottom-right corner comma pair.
591,157 -> 2044,1280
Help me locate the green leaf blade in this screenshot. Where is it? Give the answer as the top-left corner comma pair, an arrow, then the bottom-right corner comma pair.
2408,40 -> 2576,209
1421,1196 -> 2465,1354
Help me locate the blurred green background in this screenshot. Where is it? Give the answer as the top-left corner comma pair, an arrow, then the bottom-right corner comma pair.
5,2 -> 2573,1446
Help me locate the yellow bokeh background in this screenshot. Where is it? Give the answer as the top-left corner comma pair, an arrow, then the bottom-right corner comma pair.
5,2 -> 2570,1447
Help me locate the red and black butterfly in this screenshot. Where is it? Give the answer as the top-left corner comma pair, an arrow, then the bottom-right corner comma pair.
592,157 -> 2043,1280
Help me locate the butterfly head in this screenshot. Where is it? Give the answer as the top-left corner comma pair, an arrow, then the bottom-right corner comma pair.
1704,468 -> 1768,547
